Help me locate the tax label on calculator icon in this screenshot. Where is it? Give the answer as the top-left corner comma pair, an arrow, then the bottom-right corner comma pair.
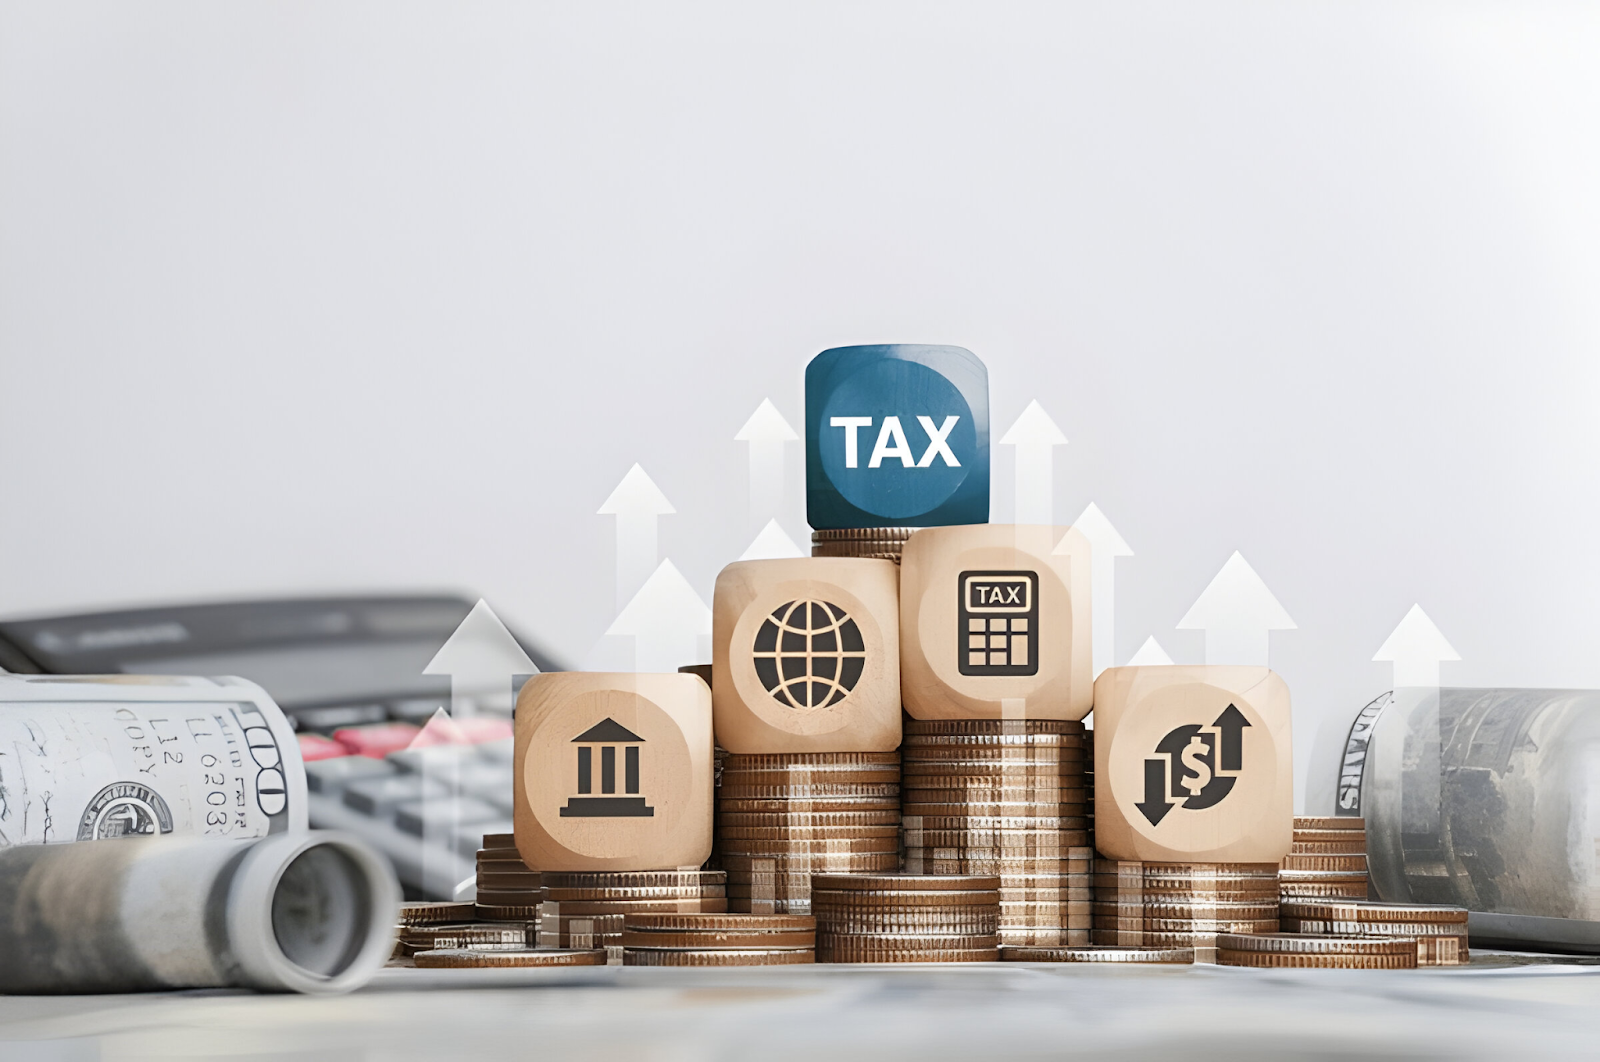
958,571 -> 1039,677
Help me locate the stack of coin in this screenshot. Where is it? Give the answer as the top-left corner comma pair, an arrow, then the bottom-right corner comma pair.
1279,816 -> 1370,901
538,869 -> 728,964
621,912 -> 816,966
476,833 -> 542,924
901,718 -> 1091,946
1092,860 -> 1281,963
399,921 -> 533,957
413,948 -> 607,969
1083,730 -> 1094,843
392,900 -> 477,963
811,527 -> 918,564
1279,900 -> 1469,966
718,752 -> 901,914
1000,944 -> 1194,964
1216,932 -> 1417,970
812,873 -> 1001,962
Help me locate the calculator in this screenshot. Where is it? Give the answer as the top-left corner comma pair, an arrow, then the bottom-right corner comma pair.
957,570 -> 1039,677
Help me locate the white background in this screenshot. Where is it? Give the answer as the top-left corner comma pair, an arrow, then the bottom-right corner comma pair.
3,3 -> 1599,810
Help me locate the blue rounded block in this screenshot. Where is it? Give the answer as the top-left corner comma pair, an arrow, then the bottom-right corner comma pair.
805,344 -> 990,530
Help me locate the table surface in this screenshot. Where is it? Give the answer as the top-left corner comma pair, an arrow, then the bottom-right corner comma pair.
2,952 -> 1599,1061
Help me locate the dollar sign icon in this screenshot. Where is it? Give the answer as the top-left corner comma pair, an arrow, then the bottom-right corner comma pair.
1179,735 -> 1212,796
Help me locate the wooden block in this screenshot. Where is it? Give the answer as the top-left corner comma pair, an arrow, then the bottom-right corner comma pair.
712,558 -> 901,753
1092,666 -> 1293,865
514,672 -> 712,872
899,524 -> 1091,720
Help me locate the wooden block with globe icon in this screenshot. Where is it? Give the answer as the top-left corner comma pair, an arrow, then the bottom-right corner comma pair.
899,523 -> 1092,720
1092,666 -> 1293,864
712,557 -> 901,753
514,672 -> 713,872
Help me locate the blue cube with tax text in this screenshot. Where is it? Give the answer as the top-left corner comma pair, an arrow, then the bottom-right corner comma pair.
805,344 -> 990,529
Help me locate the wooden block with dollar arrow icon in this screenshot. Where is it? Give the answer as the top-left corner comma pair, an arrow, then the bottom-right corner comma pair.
1092,665 -> 1293,864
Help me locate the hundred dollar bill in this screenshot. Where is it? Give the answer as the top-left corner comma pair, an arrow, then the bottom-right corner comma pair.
0,672 -> 305,845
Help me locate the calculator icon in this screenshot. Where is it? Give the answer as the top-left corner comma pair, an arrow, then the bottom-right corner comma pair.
957,570 -> 1039,677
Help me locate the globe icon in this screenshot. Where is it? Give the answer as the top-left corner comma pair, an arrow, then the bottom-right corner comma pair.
752,599 -> 866,709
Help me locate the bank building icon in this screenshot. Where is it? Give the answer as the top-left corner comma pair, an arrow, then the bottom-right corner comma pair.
560,717 -> 655,818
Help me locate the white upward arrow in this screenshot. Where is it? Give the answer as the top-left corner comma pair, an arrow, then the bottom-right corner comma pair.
1176,551 -> 1296,666
735,398 -> 799,531
740,518 -> 805,560
607,559 -> 714,673
1000,400 -> 1068,525
1127,636 -> 1175,666
423,599 -> 537,716
1373,604 -> 1459,688
1067,502 -> 1133,677
598,463 -> 676,612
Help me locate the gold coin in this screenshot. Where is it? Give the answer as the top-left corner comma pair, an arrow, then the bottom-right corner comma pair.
905,855 -> 1085,875
1094,886 -> 1279,904
624,912 -> 815,931
475,904 -> 541,920
539,912 -> 626,929
902,753 -> 1085,769
903,802 -> 1086,818
400,923 -> 531,952
1276,869 -> 1371,883
622,947 -> 816,966
398,901 -> 477,927
1000,945 -> 1193,963
817,940 -> 1000,963
903,719 -> 1085,736
813,873 -> 1001,892
1093,917 -> 1281,934
621,929 -> 816,948
902,814 -> 1085,831
724,752 -> 901,768
811,527 -> 919,542
1093,860 -> 1281,877
718,811 -> 901,828
1281,918 -> 1469,940
475,889 -> 549,906
1216,949 -> 1416,970
718,838 -> 902,855
902,735 -> 1087,751
539,899 -> 730,915
1293,817 -> 1365,831
999,890 -> 1092,905
998,928 -> 1092,946
718,797 -> 901,814
809,889 -> 1000,908
1091,900 -> 1279,919
540,886 -> 728,902
810,545 -> 904,562
903,790 -> 1088,806
540,870 -> 726,889
1277,882 -> 1371,899
720,852 -> 901,872
1278,900 -> 1466,924
476,872 -> 544,890
1216,932 -> 1416,955
722,768 -> 901,785
413,948 -> 605,968
903,827 -> 1087,845
1290,838 -> 1367,855
1279,855 -> 1368,873
718,783 -> 901,800
1092,929 -> 1231,947
717,825 -> 901,840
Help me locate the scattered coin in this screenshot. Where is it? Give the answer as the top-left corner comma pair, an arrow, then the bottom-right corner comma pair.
413,948 -> 606,968
1000,945 -> 1194,963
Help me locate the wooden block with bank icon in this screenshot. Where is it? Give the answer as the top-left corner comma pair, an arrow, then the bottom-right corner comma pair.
514,671 -> 713,872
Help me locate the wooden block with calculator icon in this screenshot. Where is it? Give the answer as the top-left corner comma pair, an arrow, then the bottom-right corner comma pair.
712,557 -> 901,753
899,524 -> 1092,720
514,671 -> 713,871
